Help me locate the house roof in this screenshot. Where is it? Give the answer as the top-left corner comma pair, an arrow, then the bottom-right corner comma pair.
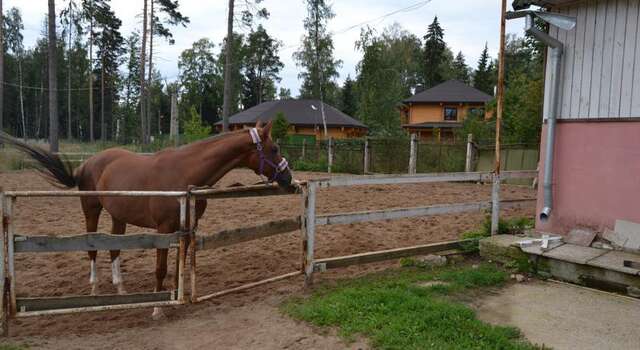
512,0 -> 577,10
218,99 -> 368,129
402,122 -> 463,129
403,80 -> 493,104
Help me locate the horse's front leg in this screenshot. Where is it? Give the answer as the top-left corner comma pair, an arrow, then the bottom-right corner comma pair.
152,247 -> 169,320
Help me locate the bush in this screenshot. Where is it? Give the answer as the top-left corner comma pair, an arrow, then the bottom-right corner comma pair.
271,112 -> 289,142
183,107 -> 212,143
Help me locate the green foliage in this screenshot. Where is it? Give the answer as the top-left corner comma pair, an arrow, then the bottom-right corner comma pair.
339,75 -> 357,117
460,216 -> 535,253
0,343 -> 28,350
271,112 -> 289,142
284,264 -> 541,349
423,16 -> 447,88
179,38 -> 222,125
473,43 -> 496,95
452,51 -> 471,83
183,107 -> 211,143
294,0 -> 342,104
242,25 -> 284,108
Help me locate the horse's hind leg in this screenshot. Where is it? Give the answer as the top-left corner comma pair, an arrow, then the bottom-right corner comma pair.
81,197 -> 102,295
110,218 -> 127,295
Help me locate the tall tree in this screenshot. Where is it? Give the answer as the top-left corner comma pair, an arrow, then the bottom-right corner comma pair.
294,0 -> 341,105
60,0 -> 82,139
4,7 -> 25,138
81,0 -> 97,141
278,87 -> 291,100
179,38 -> 221,125
0,0 -> 3,135
452,51 -> 470,83
146,0 -> 189,137
139,0 -> 148,142
221,0 -> 268,131
48,0 -> 58,151
242,25 -> 283,108
121,32 -> 141,142
340,75 -> 356,117
422,16 -> 446,88
473,43 -> 494,95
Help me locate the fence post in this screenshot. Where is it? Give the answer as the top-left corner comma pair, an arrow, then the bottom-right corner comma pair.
491,173 -> 501,235
177,197 -> 187,302
5,196 -> 15,317
0,189 -> 7,336
363,138 -> 370,174
188,188 -> 197,303
170,92 -> 179,146
301,139 -> 306,160
302,183 -> 316,286
409,133 -> 418,175
327,137 -> 333,174
465,133 -> 474,172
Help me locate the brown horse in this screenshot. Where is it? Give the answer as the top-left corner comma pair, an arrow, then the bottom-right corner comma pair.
0,121 -> 292,318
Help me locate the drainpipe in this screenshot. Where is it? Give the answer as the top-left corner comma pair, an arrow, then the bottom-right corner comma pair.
524,14 -> 563,222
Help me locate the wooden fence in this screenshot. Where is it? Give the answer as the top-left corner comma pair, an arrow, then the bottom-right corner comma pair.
0,170 -> 537,335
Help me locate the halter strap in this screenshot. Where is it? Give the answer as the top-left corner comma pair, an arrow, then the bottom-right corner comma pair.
250,128 -> 289,183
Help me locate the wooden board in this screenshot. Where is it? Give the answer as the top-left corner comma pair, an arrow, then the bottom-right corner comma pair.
198,217 -> 300,250
14,232 -> 182,253
313,240 -> 469,270
190,183 -> 300,199
16,291 -> 173,312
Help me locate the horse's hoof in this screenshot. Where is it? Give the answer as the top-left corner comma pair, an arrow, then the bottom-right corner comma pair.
116,283 -> 127,295
90,284 -> 98,296
151,307 -> 165,320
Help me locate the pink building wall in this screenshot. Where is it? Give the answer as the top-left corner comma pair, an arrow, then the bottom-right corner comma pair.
536,121 -> 640,234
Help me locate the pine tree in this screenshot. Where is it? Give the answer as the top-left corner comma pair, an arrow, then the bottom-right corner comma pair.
48,0 -> 59,151
340,75 -> 357,117
473,43 -> 494,95
422,16 -> 446,88
242,25 -> 283,108
452,51 -> 470,84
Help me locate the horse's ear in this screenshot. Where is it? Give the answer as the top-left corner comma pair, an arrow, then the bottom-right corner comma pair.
262,120 -> 273,139
255,120 -> 263,128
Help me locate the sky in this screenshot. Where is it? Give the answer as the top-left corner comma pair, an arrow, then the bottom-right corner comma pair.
6,0 -> 525,95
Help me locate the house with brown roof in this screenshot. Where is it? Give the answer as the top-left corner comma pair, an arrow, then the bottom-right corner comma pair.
215,99 -> 368,143
401,80 -> 493,142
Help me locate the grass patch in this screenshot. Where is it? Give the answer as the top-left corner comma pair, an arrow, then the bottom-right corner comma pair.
284,264 -> 542,349
0,344 -> 28,350
460,216 -> 535,253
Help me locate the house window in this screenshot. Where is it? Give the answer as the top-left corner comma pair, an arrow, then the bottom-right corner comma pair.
443,107 -> 458,121
468,108 -> 485,118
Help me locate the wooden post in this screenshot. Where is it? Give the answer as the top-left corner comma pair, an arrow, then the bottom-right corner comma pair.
327,137 -> 333,174
363,138 -> 370,174
188,192 -> 197,303
6,197 -> 15,316
465,133 -> 474,172
170,92 -> 179,146
1,190 -> 8,336
302,183 -> 316,286
409,133 -> 418,175
176,197 -> 186,301
492,0 -> 507,235
301,138 -> 306,160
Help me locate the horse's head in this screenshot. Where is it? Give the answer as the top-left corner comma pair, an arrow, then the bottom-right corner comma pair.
246,120 -> 293,188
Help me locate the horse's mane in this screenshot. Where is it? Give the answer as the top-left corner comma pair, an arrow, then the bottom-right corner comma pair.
177,128 -> 249,150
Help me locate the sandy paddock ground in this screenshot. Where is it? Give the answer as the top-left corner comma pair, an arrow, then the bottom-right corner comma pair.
0,169 -> 535,348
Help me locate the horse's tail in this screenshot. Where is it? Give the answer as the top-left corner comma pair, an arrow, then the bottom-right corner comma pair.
0,132 -> 77,188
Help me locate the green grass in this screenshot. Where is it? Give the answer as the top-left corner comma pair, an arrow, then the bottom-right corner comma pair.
283,264 -> 544,350
0,344 -> 28,350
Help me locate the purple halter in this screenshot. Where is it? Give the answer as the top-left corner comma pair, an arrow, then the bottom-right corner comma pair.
250,128 -> 289,182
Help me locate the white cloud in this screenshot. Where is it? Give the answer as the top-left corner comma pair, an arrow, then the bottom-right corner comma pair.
7,0 -> 525,95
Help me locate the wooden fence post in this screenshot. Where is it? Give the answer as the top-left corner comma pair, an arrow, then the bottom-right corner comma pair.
302,183 -> 316,286
301,139 -> 306,160
6,196 -> 15,317
491,173 -> 501,235
188,189 -> 197,303
409,133 -> 418,175
0,189 -> 7,336
465,133 -> 474,172
363,138 -> 370,174
327,137 -> 333,174
177,197 -> 187,302
170,93 -> 179,146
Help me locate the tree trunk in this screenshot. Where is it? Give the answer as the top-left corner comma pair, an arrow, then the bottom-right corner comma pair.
101,56 -> 105,141
67,0 -> 72,139
140,0 -> 148,143
18,61 -> 25,140
147,0 -> 153,138
221,0 -> 235,132
89,1 -> 94,142
48,0 -> 59,152
0,0 -> 4,136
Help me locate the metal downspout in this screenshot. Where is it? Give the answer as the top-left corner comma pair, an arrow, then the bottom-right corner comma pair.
525,15 -> 563,222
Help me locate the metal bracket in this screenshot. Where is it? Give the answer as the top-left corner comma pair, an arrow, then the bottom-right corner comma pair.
314,263 -> 327,273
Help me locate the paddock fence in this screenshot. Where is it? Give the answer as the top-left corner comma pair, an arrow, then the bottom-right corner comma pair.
0,169 -> 537,336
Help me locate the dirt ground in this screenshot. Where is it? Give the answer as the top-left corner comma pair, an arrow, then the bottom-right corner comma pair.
475,280 -> 640,350
0,169 -> 535,348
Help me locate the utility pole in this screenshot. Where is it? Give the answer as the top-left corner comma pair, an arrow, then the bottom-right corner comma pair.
491,0 -> 507,235
221,0 -> 235,132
